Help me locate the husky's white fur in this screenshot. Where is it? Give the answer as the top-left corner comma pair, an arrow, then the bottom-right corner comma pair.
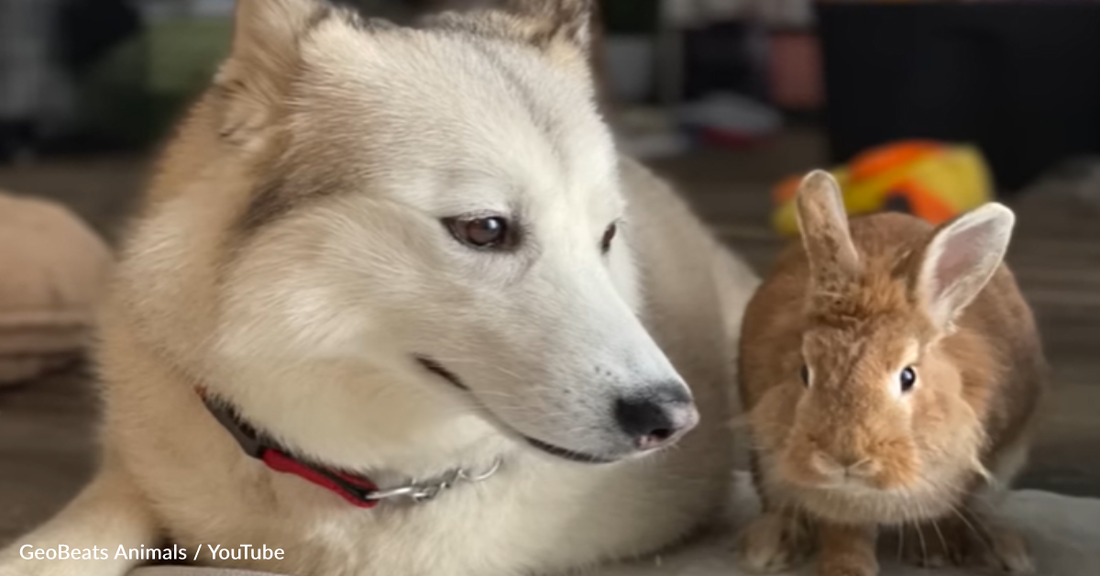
0,1 -> 759,575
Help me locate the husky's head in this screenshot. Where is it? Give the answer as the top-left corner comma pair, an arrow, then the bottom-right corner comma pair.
121,0 -> 697,471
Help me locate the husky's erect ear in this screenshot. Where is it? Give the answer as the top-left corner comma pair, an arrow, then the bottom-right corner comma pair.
429,0 -> 594,59
503,0 -> 593,52
213,0 -> 330,150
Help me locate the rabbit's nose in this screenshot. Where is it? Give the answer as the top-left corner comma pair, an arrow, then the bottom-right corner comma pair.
811,451 -> 876,479
841,457 -> 877,478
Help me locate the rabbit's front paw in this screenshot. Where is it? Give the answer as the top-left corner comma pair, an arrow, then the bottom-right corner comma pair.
734,512 -> 813,573
899,513 -> 1034,574
816,553 -> 878,576
976,521 -> 1035,575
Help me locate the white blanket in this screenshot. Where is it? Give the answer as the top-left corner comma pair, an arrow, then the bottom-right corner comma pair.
133,473 -> 1100,576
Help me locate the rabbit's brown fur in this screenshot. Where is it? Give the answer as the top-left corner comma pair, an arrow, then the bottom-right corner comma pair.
735,171 -> 1046,576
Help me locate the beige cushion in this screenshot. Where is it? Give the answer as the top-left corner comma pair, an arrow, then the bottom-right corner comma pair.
0,191 -> 112,385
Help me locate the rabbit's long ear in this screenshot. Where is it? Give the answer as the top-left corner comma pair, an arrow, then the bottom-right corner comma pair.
795,170 -> 861,294
913,203 -> 1016,330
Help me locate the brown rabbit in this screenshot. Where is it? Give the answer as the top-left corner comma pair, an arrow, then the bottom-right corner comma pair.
734,171 -> 1046,576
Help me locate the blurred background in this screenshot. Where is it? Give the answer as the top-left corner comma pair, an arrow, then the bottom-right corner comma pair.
2,0 -> 1100,544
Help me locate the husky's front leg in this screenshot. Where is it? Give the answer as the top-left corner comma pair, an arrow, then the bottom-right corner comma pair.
0,454 -> 159,576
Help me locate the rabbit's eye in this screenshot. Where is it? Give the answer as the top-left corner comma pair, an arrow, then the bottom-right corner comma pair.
899,366 -> 917,393
800,365 -> 811,387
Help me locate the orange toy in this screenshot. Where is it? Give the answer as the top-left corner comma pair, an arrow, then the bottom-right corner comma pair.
772,140 -> 994,236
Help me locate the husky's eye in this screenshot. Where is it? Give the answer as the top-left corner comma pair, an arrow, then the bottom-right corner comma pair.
600,223 -> 617,254
444,216 -> 514,250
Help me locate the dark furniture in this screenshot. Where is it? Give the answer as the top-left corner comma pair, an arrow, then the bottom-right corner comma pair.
817,1 -> 1100,194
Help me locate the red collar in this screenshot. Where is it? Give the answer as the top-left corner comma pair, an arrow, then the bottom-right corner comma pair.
197,388 -> 382,508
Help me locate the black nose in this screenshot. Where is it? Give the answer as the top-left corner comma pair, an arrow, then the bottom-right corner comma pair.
613,385 -> 699,451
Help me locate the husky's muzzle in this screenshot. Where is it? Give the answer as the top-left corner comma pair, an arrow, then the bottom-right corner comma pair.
415,356 -> 699,464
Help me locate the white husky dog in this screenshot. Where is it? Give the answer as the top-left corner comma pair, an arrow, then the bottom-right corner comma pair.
0,1 -> 759,575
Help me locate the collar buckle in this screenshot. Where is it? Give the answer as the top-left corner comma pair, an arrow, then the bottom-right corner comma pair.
367,459 -> 503,503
